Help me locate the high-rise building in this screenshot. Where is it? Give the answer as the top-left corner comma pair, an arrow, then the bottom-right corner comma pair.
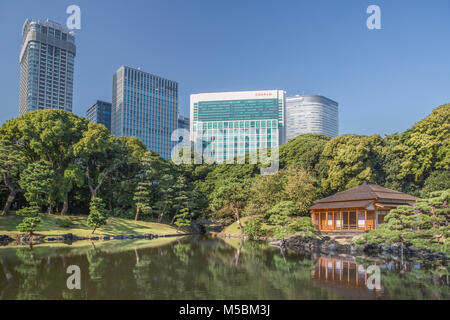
19,19 -> 76,115
112,66 -> 178,159
86,100 -> 112,131
286,95 -> 338,140
190,90 -> 286,163
178,114 -> 190,131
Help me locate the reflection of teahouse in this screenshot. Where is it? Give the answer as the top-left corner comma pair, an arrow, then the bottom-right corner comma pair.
309,182 -> 417,232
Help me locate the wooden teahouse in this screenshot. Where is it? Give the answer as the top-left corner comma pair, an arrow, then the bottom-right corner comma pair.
309,181 -> 417,232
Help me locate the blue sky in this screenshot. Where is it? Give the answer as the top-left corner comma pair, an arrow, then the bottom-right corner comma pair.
0,0 -> 449,136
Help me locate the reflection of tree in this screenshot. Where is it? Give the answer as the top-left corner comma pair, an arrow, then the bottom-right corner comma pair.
381,267 -> 450,299
0,257 -> 15,299
14,247 -> 44,300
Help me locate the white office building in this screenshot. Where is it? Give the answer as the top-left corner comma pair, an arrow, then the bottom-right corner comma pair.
286,95 -> 338,140
190,90 -> 286,162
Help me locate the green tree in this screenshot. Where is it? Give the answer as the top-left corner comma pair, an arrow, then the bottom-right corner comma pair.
16,217 -> 42,237
87,197 -> 109,234
210,178 -> 252,236
74,123 -> 125,199
398,104 -> 449,186
18,160 -> 55,210
174,208 -> 191,231
321,134 -> 384,193
279,134 -> 330,172
133,180 -> 152,221
0,110 -> 88,215
267,201 -> 296,238
0,141 -> 26,215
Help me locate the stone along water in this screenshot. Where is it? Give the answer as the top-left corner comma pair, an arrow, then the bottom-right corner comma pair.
0,236 -> 448,299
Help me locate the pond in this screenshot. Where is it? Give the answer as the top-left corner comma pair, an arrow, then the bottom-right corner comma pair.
0,236 -> 448,299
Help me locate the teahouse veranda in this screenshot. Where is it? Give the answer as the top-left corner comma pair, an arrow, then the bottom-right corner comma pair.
309,182 -> 417,232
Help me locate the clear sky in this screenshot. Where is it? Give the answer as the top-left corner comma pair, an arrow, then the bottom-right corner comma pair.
0,0 -> 449,136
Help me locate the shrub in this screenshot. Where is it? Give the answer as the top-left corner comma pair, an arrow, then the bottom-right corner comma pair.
288,217 -> 317,237
17,217 -> 42,236
243,217 -> 266,239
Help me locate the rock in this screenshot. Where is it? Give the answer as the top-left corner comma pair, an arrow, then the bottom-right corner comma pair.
192,223 -> 206,234
0,235 -> 14,245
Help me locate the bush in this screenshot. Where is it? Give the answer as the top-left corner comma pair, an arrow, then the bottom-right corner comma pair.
243,217 -> 266,239
17,217 -> 42,236
288,217 -> 317,237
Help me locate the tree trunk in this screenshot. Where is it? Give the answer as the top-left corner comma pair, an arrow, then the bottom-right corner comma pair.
135,208 -> 140,221
234,206 -> 243,236
2,190 -> 17,216
170,214 -> 177,225
2,173 -> 18,216
60,193 -> 69,216
92,227 -> 96,234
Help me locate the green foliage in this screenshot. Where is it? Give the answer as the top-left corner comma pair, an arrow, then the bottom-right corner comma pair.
16,204 -> 40,217
87,197 -> 109,233
174,208 -> 191,230
279,134 -> 330,173
19,160 -> 55,207
321,134 -> 385,193
16,217 -> 42,236
420,170 -> 450,198
356,189 -> 450,255
267,201 -> 296,238
399,104 -> 449,183
288,217 -> 317,237
242,217 -> 266,239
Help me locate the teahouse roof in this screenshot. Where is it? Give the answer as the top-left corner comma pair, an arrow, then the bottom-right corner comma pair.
309,182 -> 417,210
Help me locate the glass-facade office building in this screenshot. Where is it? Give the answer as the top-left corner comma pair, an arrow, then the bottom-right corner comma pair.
112,66 -> 178,159
86,100 -> 112,131
190,90 -> 286,162
286,95 -> 338,140
19,19 -> 76,115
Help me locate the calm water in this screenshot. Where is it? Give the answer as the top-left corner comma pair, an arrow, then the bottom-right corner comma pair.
0,236 -> 448,300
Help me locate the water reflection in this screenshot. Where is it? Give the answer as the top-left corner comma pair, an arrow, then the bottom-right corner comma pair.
0,236 -> 448,300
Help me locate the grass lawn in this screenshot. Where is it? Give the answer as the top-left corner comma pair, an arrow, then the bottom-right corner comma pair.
0,212 -> 180,239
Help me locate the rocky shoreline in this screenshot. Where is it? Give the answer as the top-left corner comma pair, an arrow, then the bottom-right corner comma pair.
0,232 -> 191,246
271,235 -> 448,261
215,232 -> 447,261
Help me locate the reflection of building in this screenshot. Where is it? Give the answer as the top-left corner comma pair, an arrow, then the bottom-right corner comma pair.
86,100 -> 112,131
312,256 -> 384,298
19,19 -> 76,115
286,95 -> 338,140
309,182 -> 417,232
190,90 -> 286,162
112,66 -> 178,159
312,256 -> 369,288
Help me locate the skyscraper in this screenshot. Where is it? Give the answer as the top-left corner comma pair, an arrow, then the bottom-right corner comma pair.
86,100 -> 112,131
178,114 -> 190,132
19,19 -> 76,115
112,66 -> 178,159
286,95 -> 338,140
190,90 -> 286,163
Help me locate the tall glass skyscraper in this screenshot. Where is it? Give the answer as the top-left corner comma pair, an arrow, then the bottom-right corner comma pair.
19,19 -> 76,115
286,95 -> 338,140
190,90 -> 286,163
86,100 -> 112,131
112,66 -> 178,159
